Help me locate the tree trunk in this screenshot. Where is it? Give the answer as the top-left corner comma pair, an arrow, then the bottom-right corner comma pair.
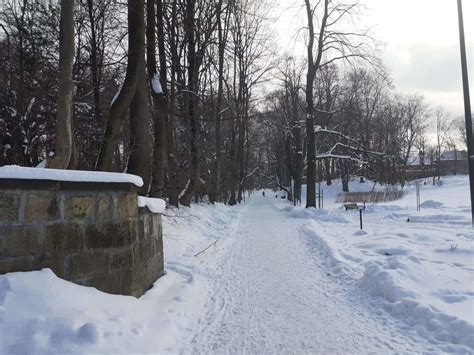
47,0 -> 74,169
292,91 -> 303,205
325,159 -> 332,185
304,0 -> 329,207
237,111 -> 245,204
148,0 -> 167,198
165,0 -> 180,207
304,0 -> 316,207
342,161 -> 349,192
96,0 -> 144,172
125,0 -> 153,193
128,66 -> 154,194
228,115 -> 237,206
180,0 -> 200,207
86,0 -> 102,123
209,0 -> 226,204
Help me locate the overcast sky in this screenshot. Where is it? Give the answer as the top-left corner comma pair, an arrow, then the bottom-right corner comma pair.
272,0 -> 474,116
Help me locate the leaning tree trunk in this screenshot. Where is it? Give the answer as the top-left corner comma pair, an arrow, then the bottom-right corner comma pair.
47,0 -> 75,169
123,0 -> 153,194
128,65 -> 154,194
96,0 -> 144,172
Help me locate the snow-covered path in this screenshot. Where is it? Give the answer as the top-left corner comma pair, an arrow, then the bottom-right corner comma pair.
188,195 -> 434,353
2,178 -> 471,354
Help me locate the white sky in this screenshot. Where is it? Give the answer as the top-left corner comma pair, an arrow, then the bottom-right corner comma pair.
272,0 -> 474,116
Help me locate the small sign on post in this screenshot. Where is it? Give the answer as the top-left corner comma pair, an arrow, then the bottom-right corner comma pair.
415,181 -> 421,211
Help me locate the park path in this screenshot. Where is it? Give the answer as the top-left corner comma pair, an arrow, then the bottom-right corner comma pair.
185,195 -> 433,353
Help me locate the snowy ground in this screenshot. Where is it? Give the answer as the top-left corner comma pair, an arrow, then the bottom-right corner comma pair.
0,176 -> 473,353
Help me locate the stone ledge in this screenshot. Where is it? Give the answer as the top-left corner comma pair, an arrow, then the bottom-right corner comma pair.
0,179 -> 139,192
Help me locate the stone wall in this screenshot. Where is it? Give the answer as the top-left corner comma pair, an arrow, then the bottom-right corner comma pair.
0,179 -> 164,297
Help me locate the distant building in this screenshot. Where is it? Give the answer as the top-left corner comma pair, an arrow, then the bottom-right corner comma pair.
440,150 -> 468,161
404,150 -> 468,180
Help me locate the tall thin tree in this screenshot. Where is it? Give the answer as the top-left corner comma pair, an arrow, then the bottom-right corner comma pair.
47,0 -> 75,169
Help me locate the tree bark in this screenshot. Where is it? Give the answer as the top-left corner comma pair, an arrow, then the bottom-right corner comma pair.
165,0 -> 180,207
180,0 -> 200,207
304,0 -> 316,207
47,0 -> 75,169
128,65 -> 154,194
148,0 -> 167,198
304,0 -> 329,208
209,0 -> 226,204
86,0 -> 102,123
96,0 -> 144,172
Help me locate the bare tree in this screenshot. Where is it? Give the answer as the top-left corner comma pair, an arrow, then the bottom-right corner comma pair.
47,0 -> 75,169
209,0 -> 232,204
454,116 -> 468,150
399,95 -> 428,186
96,0 -> 145,172
148,0 -> 167,198
434,107 -> 453,182
303,0 -> 377,207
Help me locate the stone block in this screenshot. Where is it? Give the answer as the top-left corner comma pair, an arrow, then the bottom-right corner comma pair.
44,223 -> 84,253
0,256 -> 34,274
117,193 -> 138,219
85,220 -> 137,249
67,252 -> 110,279
65,196 -> 94,221
32,252 -> 66,278
25,194 -> 60,223
109,249 -> 133,270
137,210 -> 153,241
0,225 -> 43,257
131,253 -> 163,296
0,193 -> 21,224
96,196 -> 113,221
133,240 -> 152,262
141,212 -> 153,239
74,267 -> 134,296
151,214 -> 162,238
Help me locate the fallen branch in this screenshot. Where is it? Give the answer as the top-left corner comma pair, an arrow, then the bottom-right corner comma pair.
194,239 -> 219,257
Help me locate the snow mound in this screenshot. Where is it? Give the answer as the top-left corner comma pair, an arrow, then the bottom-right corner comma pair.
360,259 -> 474,350
138,196 -> 166,213
287,208 -> 348,223
300,221 -> 354,281
420,200 -> 444,209
0,165 -> 144,187
0,266 -> 206,354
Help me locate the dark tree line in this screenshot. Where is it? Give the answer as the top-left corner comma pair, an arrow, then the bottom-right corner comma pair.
1,0 -> 466,208
0,0 -> 275,207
